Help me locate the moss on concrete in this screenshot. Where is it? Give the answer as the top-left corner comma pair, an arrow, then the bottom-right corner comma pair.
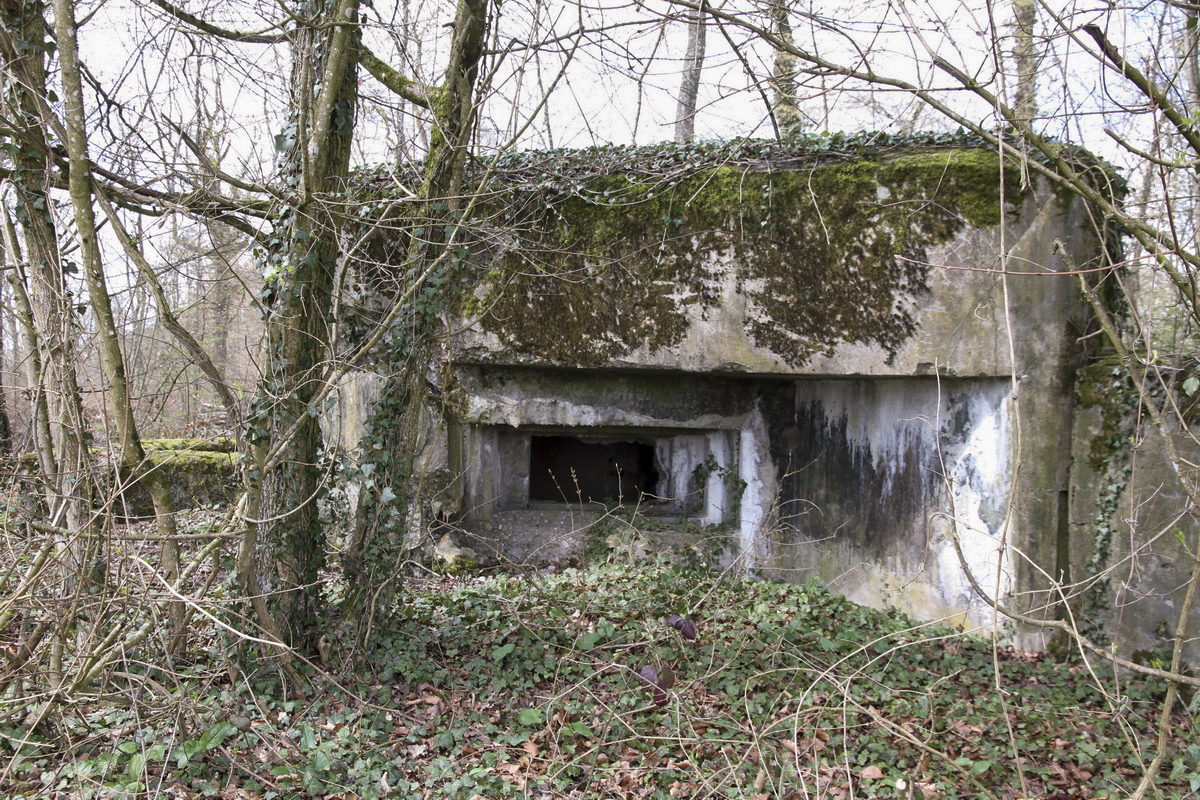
142,437 -> 235,453
1073,360 -> 1136,628
477,149 -> 1022,367
1076,361 -> 1133,471
144,448 -> 237,471
113,445 -> 239,516
17,440 -> 240,518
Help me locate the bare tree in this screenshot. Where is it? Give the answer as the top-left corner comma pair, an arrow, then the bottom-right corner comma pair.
0,0 -> 97,542
52,0 -> 182,563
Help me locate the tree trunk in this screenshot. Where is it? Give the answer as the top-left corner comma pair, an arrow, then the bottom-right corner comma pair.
0,0 -> 97,537
50,0 -> 182,632
674,7 -> 706,142
0,213 -> 55,482
0,296 -> 14,457
246,0 -> 360,651
339,0 -> 489,634
423,0 -> 487,203
770,2 -> 804,138
1012,0 -> 1038,121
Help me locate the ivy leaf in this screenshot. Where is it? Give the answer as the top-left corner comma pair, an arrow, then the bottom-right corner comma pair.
273,122 -> 297,152
198,721 -> 233,751
517,707 -> 543,726
1184,376 -> 1199,396
300,725 -> 317,750
636,665 -> 672,706
669,614 -> 698,641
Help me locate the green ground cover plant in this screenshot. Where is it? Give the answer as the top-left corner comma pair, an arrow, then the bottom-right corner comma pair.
4,520 -> 1194,799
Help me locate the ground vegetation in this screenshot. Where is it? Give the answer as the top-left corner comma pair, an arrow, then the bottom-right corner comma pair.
7,515 -> 1196,799
0,0 -> 1194,796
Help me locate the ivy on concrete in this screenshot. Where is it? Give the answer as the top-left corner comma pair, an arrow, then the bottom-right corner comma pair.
347,133 -> 1121,370
1075,361 -> 1138,636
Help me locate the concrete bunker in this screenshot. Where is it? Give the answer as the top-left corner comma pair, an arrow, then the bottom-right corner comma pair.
338,138 -> 1126,648
446,367 -> 768,564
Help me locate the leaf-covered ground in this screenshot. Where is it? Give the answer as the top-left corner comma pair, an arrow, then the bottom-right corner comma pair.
18,555 -> 1200,799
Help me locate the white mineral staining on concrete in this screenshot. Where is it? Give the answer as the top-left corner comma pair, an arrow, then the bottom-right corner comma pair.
702,433 -> 732,527
938,385 -> 1014,627
799,379 -> 1015,629
735,406 -> 773,570
808,380 -> 940,499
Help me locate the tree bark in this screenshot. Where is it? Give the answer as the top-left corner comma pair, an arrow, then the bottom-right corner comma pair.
1012,0 -> 1038,121
0,211 -> 54,481
336,0 -> 490,631
770,1 -> 804,138
0,0 -> 97,537
50,0 -> 182,634
246,0 -> 361,651
674,7 -> 706,142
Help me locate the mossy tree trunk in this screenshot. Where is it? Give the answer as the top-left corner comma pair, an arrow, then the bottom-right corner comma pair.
769,2 -> 804,138
422,0 -> 489,204
49,0 -> 182,632
0,0 -> 97,542
0,0 -> 103,690
337,0 -> 490,635
244,0 -> 360,653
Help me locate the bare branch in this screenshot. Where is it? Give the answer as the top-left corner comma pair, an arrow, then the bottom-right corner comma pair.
145,0 -> 287,44
1082,23 -> 1200,160
359,47 -> 433,109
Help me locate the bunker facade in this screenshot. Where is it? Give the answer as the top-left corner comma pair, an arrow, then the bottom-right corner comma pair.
336,140 -> 1125,650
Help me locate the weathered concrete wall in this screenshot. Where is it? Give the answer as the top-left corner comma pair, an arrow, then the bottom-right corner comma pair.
1069,365 -> 1200,665
340,142 -> 1118,649
771,378 -> 1014,630
97,439 -> 240,518
454,150 -> 1032,377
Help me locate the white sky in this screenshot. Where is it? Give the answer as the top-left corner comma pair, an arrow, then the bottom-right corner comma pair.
55,0 -> 1193,313
66,0 -> 1179,180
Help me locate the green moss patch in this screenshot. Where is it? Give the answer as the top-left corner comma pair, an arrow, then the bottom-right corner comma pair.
142,437 -> 235,453
120,444 -> 240,516
474,147 -> 1022,367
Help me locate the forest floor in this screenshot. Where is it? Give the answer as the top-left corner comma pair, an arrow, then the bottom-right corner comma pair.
7,509 -> 1199,799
